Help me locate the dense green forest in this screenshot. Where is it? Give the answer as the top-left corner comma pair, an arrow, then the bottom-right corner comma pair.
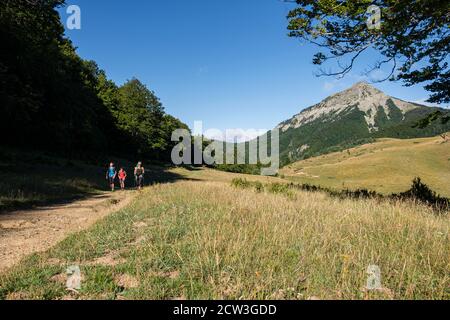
0,0 -> 188,162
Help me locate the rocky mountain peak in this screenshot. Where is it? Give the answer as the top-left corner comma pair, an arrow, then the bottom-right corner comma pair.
352,81 -> 376,90
278,82 -> 419,132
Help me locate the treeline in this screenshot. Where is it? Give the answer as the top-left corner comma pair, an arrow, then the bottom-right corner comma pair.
0,0 -> 187,161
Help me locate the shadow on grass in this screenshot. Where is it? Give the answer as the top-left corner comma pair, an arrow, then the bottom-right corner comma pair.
0,163 -> 194,214
144,166 -> 201,185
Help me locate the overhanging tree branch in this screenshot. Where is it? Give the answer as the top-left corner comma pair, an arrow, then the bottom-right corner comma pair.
284,0 -> 450,103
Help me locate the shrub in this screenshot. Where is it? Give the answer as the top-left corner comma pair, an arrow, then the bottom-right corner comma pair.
231,178 -> 251,189
254,182 -> 264,193
395,177 -> 449,212
267,183 -> 296,199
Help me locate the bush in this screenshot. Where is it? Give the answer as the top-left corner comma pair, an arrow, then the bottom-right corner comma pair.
395,177 -> 449,211
254,182 -> 264,193
231,178 -> 252,189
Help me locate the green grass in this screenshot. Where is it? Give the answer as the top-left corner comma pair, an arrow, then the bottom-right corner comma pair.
1,168 -> 448,300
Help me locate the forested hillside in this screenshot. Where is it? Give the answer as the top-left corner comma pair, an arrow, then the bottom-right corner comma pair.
0,0 -> 187,161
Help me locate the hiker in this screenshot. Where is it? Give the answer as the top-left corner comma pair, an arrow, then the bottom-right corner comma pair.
134,162 -> 145,190
106,162 -> 117,192
118,168 -> 127,190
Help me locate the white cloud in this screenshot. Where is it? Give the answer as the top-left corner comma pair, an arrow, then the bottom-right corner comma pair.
197,66 -> 209,76
323,81 -> 339,91
412,98 -> 449,109
367,69 -> 387,82
323,73 -> 368,92
205,128 -> 267,143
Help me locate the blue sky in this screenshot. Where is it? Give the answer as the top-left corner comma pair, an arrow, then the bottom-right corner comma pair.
60,0 -> 446,137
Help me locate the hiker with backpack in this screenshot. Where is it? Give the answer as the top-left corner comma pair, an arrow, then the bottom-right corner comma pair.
106,162 -> 117,192
134,162 -> 145,190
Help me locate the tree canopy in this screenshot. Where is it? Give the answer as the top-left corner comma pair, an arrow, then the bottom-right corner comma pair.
286,0 -> 450,103
0,0 -> 188,161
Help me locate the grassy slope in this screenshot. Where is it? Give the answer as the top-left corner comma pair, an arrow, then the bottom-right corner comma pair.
1,168 -> 448,300
280,134 -> 450,197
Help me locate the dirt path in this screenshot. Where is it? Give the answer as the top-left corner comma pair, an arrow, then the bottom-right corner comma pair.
0,190 -> 136,273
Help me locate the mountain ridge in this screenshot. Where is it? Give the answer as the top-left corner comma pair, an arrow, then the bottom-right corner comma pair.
277,82 -> 450,165
278,82 -> 423,133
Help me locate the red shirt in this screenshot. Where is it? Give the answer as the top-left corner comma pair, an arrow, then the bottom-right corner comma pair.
118,170 -> 127,180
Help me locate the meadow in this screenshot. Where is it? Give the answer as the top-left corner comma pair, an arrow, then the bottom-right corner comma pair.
1,167 -> 448,300
280,135 -> 450,197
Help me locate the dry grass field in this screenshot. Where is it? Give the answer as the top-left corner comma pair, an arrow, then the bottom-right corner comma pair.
280,135 -> 450,197
1,167 -> 448,300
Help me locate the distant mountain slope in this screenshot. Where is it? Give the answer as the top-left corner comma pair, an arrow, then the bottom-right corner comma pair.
280,134 -> 450,197
278,82 -> 450,165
